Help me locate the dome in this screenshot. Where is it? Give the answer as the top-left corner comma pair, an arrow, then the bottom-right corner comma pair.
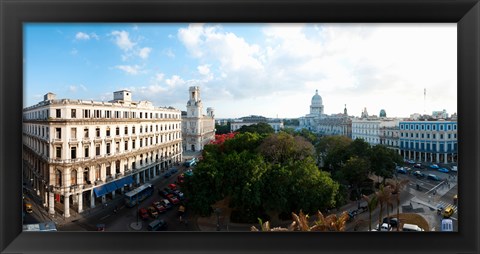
379,109 -> 387,117
311,90 -> 323,106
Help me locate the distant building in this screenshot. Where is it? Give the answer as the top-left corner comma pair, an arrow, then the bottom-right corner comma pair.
230,116 -> 284,133
399,119 -> 457,163
23,90 -> 182,217
181,86 -> 215,152
352,116 -> 399,146
299,90 -> 351,138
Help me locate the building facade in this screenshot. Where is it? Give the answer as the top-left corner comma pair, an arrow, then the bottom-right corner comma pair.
23,91 -> 182,217
399,120 -> 458,164
182,86 -> 215,152
230,118 -> 284,133
352,117 -> 399,146
299,90 -> 351,138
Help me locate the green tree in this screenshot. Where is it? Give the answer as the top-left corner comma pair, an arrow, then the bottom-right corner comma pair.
237,122 -> 275,135
258,132 -> 314,165
215,122 -> 231,134
369,145 -> 403,184
341,156 -> 371,200
375,184 -> 393,229
362,194 -> 378,231
387,178 -> 409,231
316,135 -> 352,171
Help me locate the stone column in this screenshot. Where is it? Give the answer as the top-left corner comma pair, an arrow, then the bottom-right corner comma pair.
78,192 -> 83,213
49,192 -> 55,215
444,153 -> 447,164
64,194 -> 70,218
136,173 -> 140,185
90,190 -> 95,208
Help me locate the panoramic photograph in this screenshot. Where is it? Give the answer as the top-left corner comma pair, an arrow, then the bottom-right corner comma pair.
22,23 -> 457,232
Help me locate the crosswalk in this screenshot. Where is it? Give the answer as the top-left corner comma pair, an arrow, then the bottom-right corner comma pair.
437,201 -> 458,214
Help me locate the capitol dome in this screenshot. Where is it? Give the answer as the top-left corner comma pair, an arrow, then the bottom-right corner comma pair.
311,90 -> 323,106
379,109 -> 387,117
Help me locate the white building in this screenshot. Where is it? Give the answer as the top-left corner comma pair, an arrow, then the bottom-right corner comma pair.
299,90 -> 351,137
182,86 -> 215,152
230,118 -> 284,133
351,111 -> 400,147
23,90 -> 182,217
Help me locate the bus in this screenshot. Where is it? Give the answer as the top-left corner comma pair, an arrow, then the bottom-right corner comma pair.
124,183 -> 154,207
23,221 -> 57,232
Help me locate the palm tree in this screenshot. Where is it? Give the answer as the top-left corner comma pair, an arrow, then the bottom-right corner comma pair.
375,184 -> 392,229
362,194 -> 378,231
250,210 -> 349,232
387,178 -> 409,231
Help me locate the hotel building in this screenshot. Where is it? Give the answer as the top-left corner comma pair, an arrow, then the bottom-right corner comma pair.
23,90 -> 182,217
399,120 -> 458,164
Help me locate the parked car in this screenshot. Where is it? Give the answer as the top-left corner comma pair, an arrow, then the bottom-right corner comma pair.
451,166 -> 458,172
413,171 -> 424,178
167,194 -> 180,205
173,189 -> 184,199
164,187 -> 175,194
442,206 -> 454,218
161,199 -> 173,209
168,183 -> 178,190
24,202 -> 33,214
158,189 -> 170,198
152,201 -> 167,213
406,160 -> 416,164
376,223 -> 392,231
147,219 -> 168,231
147,206 -> 159,218
397,167 -> 407,174
429,164 -> 440,169
427,174 -> 441,181
139,208 -> 149,220
413,163 -> 423,169
382,217 -> 399,228
438,167 -> 449,173
170,168 -> 179,174
402,223 -> 424,231
164,172 -> 172,178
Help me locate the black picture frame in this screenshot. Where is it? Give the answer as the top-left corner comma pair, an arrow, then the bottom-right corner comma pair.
1,0 -> 479,253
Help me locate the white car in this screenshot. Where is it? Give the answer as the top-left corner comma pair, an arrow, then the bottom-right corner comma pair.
376,223 -> 392,231
451,166 -> 458,172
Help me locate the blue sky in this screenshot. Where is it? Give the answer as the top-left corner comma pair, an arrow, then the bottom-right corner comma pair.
24,23 -> 457,118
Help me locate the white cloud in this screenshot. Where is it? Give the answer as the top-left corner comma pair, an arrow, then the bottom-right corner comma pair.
110,30 -> 136,51
70,48 -> 78,55
114,65 -> 143,75
90,33 -> 99,40
163,48 -> 175,58
155,73 -> 165,82
75,32 -> 90,40
138,47 -> 152,59
197,65 -> 210,75
165,75 -> 185,88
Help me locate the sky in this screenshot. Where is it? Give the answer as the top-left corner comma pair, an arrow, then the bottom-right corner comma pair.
24,23 -> 457,119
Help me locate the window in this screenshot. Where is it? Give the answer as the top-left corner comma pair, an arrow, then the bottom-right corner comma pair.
124,141 -> 128,151
132,140 -> 136,149
106,110 -> 111,118
70,128 -> 77,140
421,134 -> 424,138
140,112 -> 143,118
71,147 -> 77,159
124,126 -> 128,135
150,125 -> 153,132
56,146 -> 62,158
56,109 -> 61,118
55,128 -> 62,139
71,109 -> 76,118
96,128 -> 100,137
83,109 -> 90,118
440,134 -> 444,139
433,134 -> 436,139
140,139 -> 143,147
448,134 -> 451,139
150,113 -> 153,118
94,110 -> 101,118
106,128 -> 111,137
433,125 -> 436,131
133,126 -> 136,134
124,111 -> 128,118
116,142 -> 120,153
96,145 -> 101,156
427,125 -> 430,130
416,133 -> 419,138
84,128 -> 89,138
71,170 -> 77,185
427,134 -> 430,139
140,126 -> 143,133
116,127 -> 120,136
84,146 -> 89,157
106,143 -> 111,155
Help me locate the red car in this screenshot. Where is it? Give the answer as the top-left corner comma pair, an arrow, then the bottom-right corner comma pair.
152,201 -> 167,213
168,183 -> 177,191
139,208 -> 149,220
167,194 -> 180,204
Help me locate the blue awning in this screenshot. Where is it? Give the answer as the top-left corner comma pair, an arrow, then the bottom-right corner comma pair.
104,182 -> 118,193
114,175 -> 134,189
93,185 -> 108,197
